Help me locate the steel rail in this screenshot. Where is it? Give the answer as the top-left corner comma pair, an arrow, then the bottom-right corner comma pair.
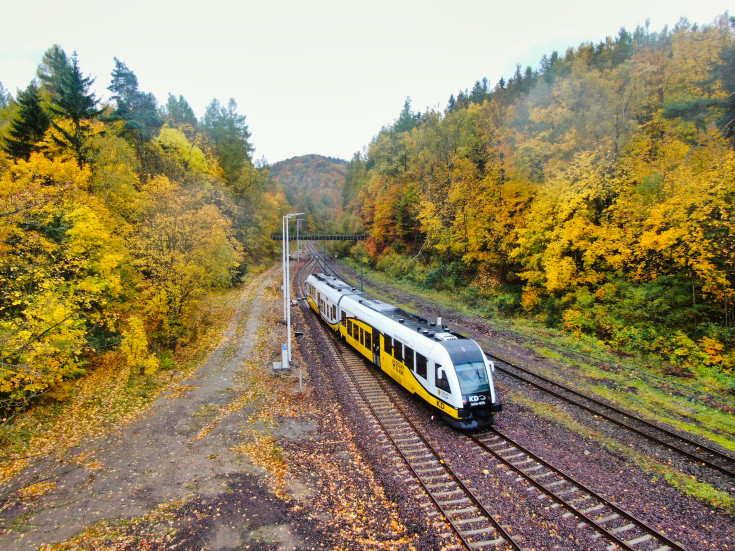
471,430 -> 686,551
317,253 -> 735,478
323,330 -> 520,550
490,356 -> 735,478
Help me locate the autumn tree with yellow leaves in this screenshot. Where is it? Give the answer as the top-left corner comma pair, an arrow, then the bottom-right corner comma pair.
0,46 -> 286,406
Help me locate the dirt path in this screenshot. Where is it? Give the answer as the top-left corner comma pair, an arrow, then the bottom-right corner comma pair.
0,267 -> 279,550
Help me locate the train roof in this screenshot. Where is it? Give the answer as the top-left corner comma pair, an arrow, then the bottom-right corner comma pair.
309,272 -> 466,342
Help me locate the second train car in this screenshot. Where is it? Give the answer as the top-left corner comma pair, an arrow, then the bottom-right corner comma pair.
305,272 -> 501,429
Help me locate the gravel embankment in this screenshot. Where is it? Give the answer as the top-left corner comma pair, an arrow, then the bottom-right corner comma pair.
323,260 -> 735,551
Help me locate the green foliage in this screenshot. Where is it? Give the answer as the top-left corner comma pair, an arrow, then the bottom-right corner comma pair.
2,82 -> 50,160
162,94 -> 198,133
202,98 -> 253,186
107,58 -> 163,144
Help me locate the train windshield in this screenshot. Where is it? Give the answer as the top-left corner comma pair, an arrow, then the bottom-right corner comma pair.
455,362 -> 490,395
442,340 -> 490,395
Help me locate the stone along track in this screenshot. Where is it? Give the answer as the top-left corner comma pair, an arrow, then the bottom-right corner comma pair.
295,255 -> 520,551
467,429 -> 684,551
486,355 -> 735,480
300,255 -> 701,550
319,254 -> 735,481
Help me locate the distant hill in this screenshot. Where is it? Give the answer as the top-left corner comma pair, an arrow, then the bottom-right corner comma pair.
270,154 -> 348,228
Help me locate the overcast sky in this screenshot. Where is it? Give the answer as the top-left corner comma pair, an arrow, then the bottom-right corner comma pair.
1,1 -> 731,164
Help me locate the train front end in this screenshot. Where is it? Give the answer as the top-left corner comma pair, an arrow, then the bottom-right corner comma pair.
442,339 -> 502,430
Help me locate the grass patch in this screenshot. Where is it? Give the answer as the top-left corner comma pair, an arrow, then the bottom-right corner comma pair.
641,460 -> 735,514
38,499 -> 185,550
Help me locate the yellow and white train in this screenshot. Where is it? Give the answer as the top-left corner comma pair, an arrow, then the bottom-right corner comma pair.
305,272 -> 502,429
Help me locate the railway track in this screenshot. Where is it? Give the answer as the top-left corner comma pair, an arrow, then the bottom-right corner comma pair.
324,332 -> 521,550
295,252 -> 520,550
373,372 -> 686,551
488,356 -> 735,479
317,253 -> 735,480
295,253 -> 691,550
325,317 -> 686,550
467,430 -> 683,551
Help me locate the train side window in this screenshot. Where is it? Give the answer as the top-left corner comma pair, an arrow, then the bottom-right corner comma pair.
384,336 -> 392,356
395,342 -> 403,363
347,320 -> 352,334
341,311 -> 346,323
416,353 -> 427,379
359,327 -> 364,345
366,331 -> 372,349
436,364 -> 450,392
405,347 -> 414,370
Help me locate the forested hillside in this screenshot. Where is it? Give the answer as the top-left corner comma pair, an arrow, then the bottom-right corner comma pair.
271,154 -> 363,237
0,46 -> 287,408
343,16 -> 735,376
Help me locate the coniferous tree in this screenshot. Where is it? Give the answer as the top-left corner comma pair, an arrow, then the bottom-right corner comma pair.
48,52 -> 101,167
2,82 -> 50,160
37,45 -> 71,107
163,94 -> 198,131
469,78 -> 488,103
394,97 -> 418,134
202,98 -> 253,185
107,58 -> 163,143
447,94 -> 456,113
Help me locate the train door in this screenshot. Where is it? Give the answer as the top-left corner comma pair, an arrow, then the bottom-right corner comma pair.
372,327 -> 380,366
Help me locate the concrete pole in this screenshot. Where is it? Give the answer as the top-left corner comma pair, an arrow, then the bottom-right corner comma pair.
282,212 -> 304,366
282,216 -> 285,320
286,218 -> 292,363
282,216 -> 287,321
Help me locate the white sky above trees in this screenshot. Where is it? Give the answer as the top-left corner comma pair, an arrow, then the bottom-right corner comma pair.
0,0 -> 730,163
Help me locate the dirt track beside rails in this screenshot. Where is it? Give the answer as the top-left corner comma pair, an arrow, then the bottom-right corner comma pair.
1,268 -> 281,550
0,264 -> 424,550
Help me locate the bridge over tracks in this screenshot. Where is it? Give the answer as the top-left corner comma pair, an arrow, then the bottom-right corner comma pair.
270,233 -> 367,241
